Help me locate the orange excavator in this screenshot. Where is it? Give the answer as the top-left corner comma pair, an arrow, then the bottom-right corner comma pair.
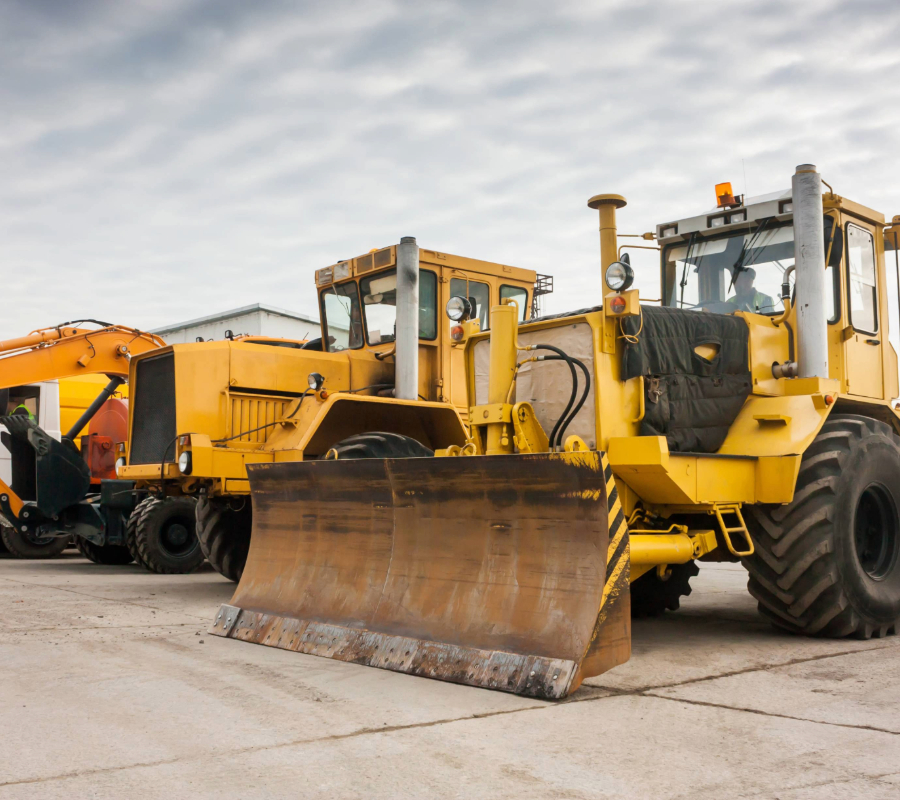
0,322 -> 176,565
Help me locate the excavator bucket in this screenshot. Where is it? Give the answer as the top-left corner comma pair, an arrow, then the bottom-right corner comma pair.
0,416 -> 91,524
209,451 -> 631,698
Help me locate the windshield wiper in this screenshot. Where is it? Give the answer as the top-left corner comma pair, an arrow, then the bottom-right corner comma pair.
729,217 -> 771,292
678,232 -> 697,308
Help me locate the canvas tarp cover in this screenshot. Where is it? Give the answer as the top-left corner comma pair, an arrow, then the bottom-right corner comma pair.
621,306 -> 751,453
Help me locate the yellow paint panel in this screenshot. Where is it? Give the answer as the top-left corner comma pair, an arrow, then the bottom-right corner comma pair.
609,436 -> 798,506
693,457 -> 755,503
738,312 -> 790,396
718,394 -> 832,457
756,456 -> 801,504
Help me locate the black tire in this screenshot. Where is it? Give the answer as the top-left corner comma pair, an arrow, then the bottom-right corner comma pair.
323,432 -> 434,460
74,537 -> 134,565
124,510 -> 148,568
0,523 -> 70,559
630,561 -> 699,617
132,496 -> 204,574
745,414 -> 900,639
196,495 -> 252,583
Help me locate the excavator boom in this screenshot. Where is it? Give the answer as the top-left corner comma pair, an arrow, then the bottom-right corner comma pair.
0,325 -> 165,387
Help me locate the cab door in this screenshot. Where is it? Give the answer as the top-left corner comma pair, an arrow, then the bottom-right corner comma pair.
843,222 -> 884,399
443,276 -> 492,418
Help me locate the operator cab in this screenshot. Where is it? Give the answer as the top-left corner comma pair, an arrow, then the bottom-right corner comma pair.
315,245 -> 543,355
657,185 -> 842,321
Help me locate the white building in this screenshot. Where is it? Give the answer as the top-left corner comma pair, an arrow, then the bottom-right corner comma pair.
152,303 -> 319,344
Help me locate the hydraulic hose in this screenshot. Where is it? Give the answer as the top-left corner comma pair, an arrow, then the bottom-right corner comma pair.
542,355 -> 591,448
525,343 -> 579,450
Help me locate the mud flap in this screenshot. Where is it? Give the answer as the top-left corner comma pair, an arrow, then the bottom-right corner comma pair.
209,451 -> 630,699
0,416 -> 91,525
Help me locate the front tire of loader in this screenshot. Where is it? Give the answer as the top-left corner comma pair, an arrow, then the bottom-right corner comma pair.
75,537 -> 134,565
0,523 -> 70,559
124,509 -> 148,568
196,496 -> 252,583
323,432 -> 434,460
745,414 -> 900,639
630,561 -> 699,617
132,496 -> 204,574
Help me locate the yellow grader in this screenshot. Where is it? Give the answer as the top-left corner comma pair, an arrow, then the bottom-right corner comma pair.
207,164 -> 900,699
116,248 -> 542,580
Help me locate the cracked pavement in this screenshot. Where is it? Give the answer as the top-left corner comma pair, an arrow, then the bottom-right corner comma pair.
1,555 -> 898,799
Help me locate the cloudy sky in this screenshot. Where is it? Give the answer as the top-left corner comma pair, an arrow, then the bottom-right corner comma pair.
2,0 -> 899,338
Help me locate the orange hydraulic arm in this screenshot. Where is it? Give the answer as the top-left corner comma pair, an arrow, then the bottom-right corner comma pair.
0,324 -> 165,523
0,324 -> 165,389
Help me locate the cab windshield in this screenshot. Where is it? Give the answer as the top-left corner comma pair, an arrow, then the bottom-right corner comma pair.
663,223 -> 795,315
359,269 -> 437,344
320,270 -> 438,352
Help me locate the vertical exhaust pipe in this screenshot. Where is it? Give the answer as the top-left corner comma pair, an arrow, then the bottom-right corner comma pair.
792,165 -> 829,380
395,236 -> 419,400
588,194 -> 628,290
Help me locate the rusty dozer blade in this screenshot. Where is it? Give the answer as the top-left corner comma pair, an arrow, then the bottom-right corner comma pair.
209,452 -> 630,699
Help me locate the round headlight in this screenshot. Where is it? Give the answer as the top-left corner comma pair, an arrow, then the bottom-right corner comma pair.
307,372 -> 325,391
115,457 -> 126,475
605,260 -> 634,292
446,295 -> 472,322
178,451 -> 192,475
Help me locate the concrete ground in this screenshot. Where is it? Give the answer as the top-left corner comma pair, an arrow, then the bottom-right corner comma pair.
0,554 -> 898,799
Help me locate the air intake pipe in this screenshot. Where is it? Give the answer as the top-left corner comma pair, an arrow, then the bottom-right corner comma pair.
395,236 -> 419,400
792,164 -> 829,380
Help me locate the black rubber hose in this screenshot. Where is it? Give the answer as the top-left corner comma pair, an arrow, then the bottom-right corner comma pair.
527,344 -> 578,450
541,355 -> 591,448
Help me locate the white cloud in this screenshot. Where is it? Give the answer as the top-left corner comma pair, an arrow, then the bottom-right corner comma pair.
1,0 -> 899,335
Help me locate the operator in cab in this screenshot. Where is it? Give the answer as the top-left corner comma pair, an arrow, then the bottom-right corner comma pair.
725,267 -> 777,314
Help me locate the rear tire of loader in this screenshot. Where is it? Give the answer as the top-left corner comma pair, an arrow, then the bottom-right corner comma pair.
744,414 -> 900,639
132,496 -> 204,574
323,432 -> 434,460
630,561 -> 699,617
0,523 -> 70,559
75,537 -> 134,565
196,496 -> 251,583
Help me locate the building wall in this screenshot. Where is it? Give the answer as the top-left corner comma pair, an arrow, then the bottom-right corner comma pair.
154,306 -> 319,344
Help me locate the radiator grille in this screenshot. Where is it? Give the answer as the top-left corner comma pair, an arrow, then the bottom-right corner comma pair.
230,396 -> 289,443
130,354 -> 176,465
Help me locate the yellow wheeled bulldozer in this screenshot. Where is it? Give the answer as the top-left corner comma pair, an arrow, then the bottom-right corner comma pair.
209,164 -> 900,699
115,247 -> 544,581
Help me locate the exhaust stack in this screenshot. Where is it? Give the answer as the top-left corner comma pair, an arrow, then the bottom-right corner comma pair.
792,165 -> 829,380
395,236 -> 419,400
588,194 -> 628,291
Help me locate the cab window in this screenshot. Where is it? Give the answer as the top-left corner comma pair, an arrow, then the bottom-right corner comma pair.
359,269 -> 438,344
321,282 -> 363,352
5,386 -> 40,422
500,285 -> 529,321
846,224 -> 877,333
450,278 -> 490,329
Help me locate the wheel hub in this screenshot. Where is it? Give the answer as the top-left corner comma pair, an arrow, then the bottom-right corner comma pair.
161,520 -> 192,555
854,484 -> 900,580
